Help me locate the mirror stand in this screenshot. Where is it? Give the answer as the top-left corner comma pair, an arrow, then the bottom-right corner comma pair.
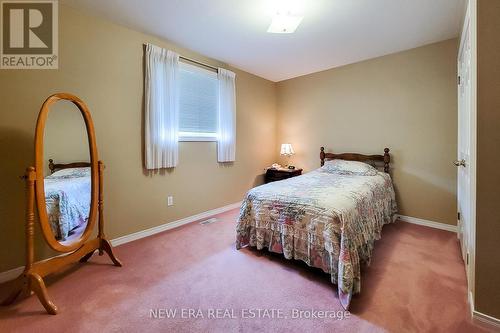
1,161 -> 121,315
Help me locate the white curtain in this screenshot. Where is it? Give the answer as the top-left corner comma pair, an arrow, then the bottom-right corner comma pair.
144,44 -> 180,169
217,68 -> 236,162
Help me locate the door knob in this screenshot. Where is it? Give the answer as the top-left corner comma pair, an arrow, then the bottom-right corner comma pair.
454,159 -> 466,167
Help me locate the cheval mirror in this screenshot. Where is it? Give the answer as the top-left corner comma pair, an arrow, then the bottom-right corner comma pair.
1,93 -> 121,314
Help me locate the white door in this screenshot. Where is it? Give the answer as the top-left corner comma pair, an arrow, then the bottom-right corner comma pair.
457,14 -> 472,281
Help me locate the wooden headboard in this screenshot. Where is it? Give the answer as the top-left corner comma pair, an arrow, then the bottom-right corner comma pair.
48,159 -> 91,174
320,147 -> 391,173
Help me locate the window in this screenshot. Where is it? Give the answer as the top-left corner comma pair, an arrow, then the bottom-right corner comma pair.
178,62 -> 218,141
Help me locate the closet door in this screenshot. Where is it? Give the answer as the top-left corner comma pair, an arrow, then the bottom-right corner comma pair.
456,10 -> 472,284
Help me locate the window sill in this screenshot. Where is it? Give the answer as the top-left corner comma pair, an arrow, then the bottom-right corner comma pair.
179,133 -> 218,142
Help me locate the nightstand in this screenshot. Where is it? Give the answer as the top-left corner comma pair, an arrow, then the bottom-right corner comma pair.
265,168 -> 303,183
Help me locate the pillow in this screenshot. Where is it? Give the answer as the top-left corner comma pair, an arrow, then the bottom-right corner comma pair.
46,167 -> 90,179
321,159 -> 378,176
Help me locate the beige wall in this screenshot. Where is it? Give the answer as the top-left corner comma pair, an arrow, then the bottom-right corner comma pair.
276,39 -> 458,225
0,5 -> 277,272
475,0 -> 500,319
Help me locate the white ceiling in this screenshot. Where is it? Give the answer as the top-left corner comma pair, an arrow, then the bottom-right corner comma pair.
62,0 -> 466,82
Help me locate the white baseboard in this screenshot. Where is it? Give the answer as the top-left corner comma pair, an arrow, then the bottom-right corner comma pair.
0,266 -> 24,284
473,310 -> 500,331
469,292 -> 500,331
0,201 -> 242,284
398,215 -> 458,233
111,201 -> 241,246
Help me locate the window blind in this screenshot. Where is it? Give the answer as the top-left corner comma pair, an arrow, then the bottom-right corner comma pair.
178,62 -> 218,136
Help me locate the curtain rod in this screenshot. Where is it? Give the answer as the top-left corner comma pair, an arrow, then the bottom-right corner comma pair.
180,56 -> 218,72
143,43 -> 218,72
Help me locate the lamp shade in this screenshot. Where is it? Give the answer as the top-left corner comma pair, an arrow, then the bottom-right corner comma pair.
280,143 -> 295,156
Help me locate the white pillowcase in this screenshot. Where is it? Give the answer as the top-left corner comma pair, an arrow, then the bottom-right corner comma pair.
321,159 -> 378,176
46,167 -> 91,179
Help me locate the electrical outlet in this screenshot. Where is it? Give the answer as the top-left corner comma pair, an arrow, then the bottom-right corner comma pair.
167,196 -> 174,206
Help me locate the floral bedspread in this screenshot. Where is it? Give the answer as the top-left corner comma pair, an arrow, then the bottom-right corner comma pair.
44,167 -> 91,240
236,169 -> 397,309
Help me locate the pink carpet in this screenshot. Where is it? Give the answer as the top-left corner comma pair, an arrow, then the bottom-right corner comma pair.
0,209 -> 487,332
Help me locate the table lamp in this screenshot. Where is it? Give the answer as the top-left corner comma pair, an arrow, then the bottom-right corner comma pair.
280,143 -> 295,169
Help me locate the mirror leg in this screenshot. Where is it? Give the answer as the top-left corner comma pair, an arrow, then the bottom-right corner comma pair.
100,239 -> 122,267
29,273 -> 58,315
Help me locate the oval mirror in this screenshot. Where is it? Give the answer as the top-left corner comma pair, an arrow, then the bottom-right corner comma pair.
35,94 -> 98,253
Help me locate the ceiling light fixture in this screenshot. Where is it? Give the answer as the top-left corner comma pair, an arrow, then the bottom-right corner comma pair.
266,0 -> 304,34
267,13 -> 303,33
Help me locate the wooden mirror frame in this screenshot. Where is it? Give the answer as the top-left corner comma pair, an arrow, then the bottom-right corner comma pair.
1,93 -> 122,315
35,93 -> 98,252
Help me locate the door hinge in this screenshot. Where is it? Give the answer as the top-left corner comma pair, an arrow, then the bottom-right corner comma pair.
458,212 -> 461,221
458,75 -> 461,85
466,252 -> 469,265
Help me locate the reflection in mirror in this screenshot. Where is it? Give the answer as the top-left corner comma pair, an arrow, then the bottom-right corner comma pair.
43,100 -> 91,246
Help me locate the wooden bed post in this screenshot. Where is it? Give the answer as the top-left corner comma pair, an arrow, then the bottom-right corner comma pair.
320,147 -> 326,166
383,148 -> 390,173
48,159 -> 55,174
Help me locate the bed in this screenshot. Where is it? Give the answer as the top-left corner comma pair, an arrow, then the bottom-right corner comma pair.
236,147 -> 397,309
44,159 -> 91,241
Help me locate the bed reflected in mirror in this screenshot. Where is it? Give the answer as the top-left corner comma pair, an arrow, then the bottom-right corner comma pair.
43,100 -> 91,246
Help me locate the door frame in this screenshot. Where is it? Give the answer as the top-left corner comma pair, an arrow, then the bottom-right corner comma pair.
458,0 -> 477,315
